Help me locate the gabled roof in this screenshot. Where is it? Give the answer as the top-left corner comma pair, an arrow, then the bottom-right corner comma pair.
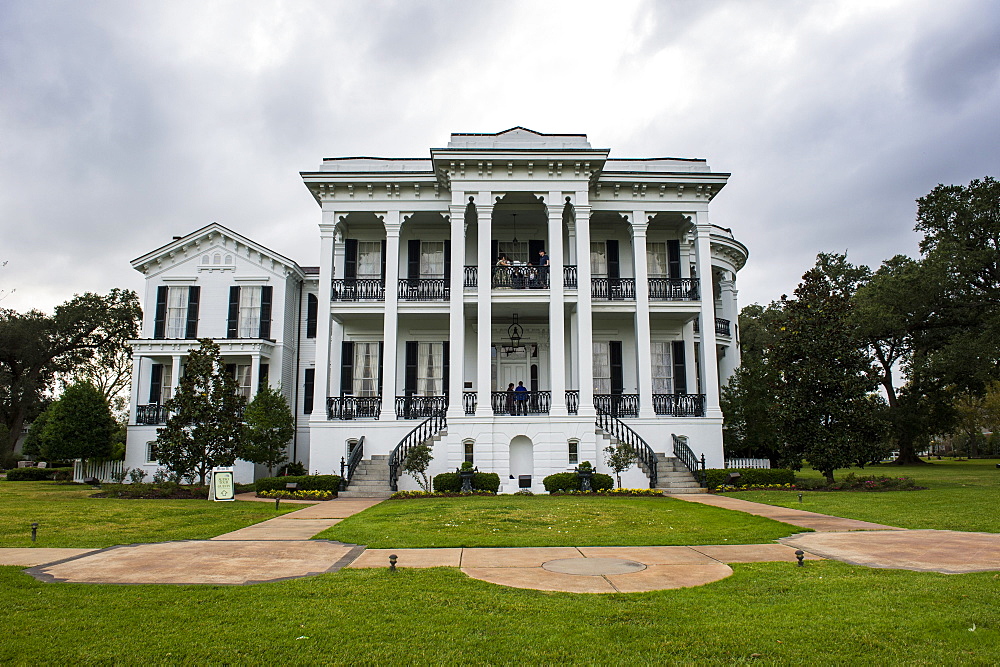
450,126 -> 587,138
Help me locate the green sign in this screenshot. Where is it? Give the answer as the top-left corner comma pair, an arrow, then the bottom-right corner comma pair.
210,468 -> 235,502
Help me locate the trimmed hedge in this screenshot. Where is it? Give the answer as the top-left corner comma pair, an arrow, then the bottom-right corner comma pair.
255,474 -> 341,494
703,468 -> 795,490
96,483 -> 210,499
433,471 -> 501,493
542,471 -> 614,493
5,467 -> 74,481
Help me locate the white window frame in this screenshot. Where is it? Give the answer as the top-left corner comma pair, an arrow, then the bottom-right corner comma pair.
568,439 -> 579,465
165,287 -> 188,338
463,439 -> 474,464
647,242 -> 668,278
160,364 -> 174,403
590,242 -> 608,278
357,241 -> 382,279
238,286 -> 262,338
650,341 -> 674,394
593,342 -> 611,394
145,441 -> 158,465
498,241 -> 528,265
420,241 -> 445,278
353,342 -> 380,397
417,342 -> 444,396
234,364 -> 252,398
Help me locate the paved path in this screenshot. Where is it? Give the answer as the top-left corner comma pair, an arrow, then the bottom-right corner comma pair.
674,494 -> 904,531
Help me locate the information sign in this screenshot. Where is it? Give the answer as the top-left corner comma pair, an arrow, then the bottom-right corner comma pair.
209,467 -> 235,502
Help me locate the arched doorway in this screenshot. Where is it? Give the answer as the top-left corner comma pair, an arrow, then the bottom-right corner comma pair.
509,435 -> 534,488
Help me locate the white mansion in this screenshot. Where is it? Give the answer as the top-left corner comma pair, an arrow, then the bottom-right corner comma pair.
124,128 -> 747,493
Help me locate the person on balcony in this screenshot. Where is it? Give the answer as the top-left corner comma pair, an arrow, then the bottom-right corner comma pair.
506,383 -> 515,415
514,381 -> 529,415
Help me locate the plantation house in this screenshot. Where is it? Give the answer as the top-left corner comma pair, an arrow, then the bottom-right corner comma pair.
124,128 -> 747,492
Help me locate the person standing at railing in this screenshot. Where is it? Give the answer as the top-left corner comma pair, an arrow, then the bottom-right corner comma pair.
514,381 -> 529,415
506,383 -> 516,415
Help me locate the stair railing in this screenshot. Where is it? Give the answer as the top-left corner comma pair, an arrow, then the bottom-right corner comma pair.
388,414 -> 447,492
672,434 -> 707,487
339,436 -> 365,491
595,409 -> 658,488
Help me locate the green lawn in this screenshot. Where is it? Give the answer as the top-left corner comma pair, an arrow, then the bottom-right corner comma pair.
3,563 -> 998,664
318,495 -> 804,548
729,459 -> 1000,533
0,481 -> 298,548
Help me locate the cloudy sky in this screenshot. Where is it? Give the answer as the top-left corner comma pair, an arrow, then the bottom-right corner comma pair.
2,0 -> 998,314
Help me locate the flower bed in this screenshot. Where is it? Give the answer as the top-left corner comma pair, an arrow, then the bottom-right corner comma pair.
256,489 -> 334,501
389,490 -> 497,500
549,488 -> 664,497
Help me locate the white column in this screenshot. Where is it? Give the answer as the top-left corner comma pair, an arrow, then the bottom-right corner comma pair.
718,278 -> 739,384
381,213 -> 402,420
129,354 -> 143,423
694,213 -> 722,419
170,354 -> 182,398
631,214 -> 655,418
249,354 -> 261,398
574,198 -> 595,416
475,196 -> 493,417
547,193 -> 567,416
311,221 -> 336,421
448,198 -> 467,419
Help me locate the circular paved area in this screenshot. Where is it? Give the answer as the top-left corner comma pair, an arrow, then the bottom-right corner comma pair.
543,557 -> 646,575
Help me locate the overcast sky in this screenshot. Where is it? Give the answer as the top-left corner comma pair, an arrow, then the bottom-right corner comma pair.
2,0 -> 998,314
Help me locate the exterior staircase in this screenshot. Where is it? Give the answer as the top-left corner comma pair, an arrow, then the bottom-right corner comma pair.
338,454 -> 393,498
596,428 -> 707,494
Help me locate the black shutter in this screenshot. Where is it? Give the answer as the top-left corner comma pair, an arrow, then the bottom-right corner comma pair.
340,341 -> 354,395
407,239 -> 420,286
530,364 -> 538,392
303,368 -> 315,414
667,239 -> 681,279
672,341 -> 687,394
380,240 -> 387,281
258,363 -> 269,389
606,240 -> 620,279
154,286 -> 168,339
306,293 -> 318,338
225,363 -> 237,378
149,364 -> 163,404
404,341 -> 418,395
442,341 -> 449,396
258,286 -> 273,339
185,286 -> 200,339
610,341 -> 624,395
227,286 -> 240,338
344,239 -> 358,281
491,240 -> 499,266
529,239 -> 545,265
443,240 -> 451,288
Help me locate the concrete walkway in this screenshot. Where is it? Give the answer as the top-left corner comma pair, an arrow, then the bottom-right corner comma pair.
674,494 -> 904,531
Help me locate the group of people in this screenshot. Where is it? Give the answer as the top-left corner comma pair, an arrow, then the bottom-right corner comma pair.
505,381 -> 530,415
495,250 -> 549,288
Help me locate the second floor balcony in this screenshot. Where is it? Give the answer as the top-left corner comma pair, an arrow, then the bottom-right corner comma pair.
397,278 -> 449,301
331,278 -> 385,302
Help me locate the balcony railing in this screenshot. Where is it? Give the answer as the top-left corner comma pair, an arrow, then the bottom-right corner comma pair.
563,265 -> 577,288
715,318 -> 731,337
464,266 -> 477,288
491,390 -> 551,415
493,266 -> 549,289
463,391 -> 477,415
593,393 -> 640,417
653,393 -> 706,417
648,277 -> 699,301
565,390 -> 579,415
591,278 -> 636,300
397,278 -> 449,301
326,396 -> 381,420
331,278 -> 385,302
136,404 -> 168,425
395,395 -> 448,419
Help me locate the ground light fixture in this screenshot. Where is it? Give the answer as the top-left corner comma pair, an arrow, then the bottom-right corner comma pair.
30,522 -> 39,542
798,493 -> 803,503
726,472 -> 741,486
83,477 -> 100,489
795,550 -> 805,567
389,554 -> 398,571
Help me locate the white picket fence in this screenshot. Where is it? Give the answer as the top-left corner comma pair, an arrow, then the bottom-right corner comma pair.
73,459 -> 127,483
724,458 -> 771,469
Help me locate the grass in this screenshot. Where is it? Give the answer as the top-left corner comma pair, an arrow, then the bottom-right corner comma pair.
3,562 -> 999,664
317,495 -> 804,548
0,481 -> 299,548
728,459 -> 1000,533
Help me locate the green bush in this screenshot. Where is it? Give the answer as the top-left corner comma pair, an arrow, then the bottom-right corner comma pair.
542,471 -> 613,493
703,468 -> 795,490
96,483 -> 210,499
255,474 -> 340,494
5,467 -> 74,481
433,471 -> 501,493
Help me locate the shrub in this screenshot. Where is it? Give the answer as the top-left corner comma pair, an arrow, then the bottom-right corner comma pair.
278,461 -> 307,476
703,468 -> 795,490
255,474 -> 340,494
542,471 -> 613,493
95,483 -> 210,499
257,489 -> 333,501
433,471 -> 501,493
5,467 -> 74,481
389,490 -> 496,499
550,488 -> 664,497
797,473 -> 922,492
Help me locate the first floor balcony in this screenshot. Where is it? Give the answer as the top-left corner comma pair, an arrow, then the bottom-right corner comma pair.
395,395 -> 448,419
136,404 -> 168,425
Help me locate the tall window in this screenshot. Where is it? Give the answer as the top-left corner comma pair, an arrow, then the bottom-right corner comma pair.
353,343 -> 380,397
238,287 -> 262,338
165,288 -> 188,338
417,342 -> 444,395
463,440 -> 474,464
357,242 -> 382,279
590,242 -> 608,277
498,241 -> 528,264
420,242 -> 445,278
650,342 -> 673,394
160,365 -> 174,402
568,440 -> 579,464
647,243 -> 668,278
234,364 -> 252,398
593,342 -> 611,394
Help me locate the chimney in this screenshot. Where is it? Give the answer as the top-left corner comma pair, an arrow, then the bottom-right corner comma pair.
172,236 -> 183,240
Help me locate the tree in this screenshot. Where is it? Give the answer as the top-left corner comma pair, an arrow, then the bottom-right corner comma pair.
37,382 -> 116,462
0,289 -> 140,455
951,382 -> 1000,458
402,442 -> 433,491
59,335 -> 134,422
21,403 -> 54,459
603,442 -> 636,488
242,386 -> 294,476
155,339 -> 247,485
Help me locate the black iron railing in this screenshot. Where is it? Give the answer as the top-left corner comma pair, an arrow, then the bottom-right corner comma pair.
492,266 -> 549,289
648,277 -> 699,300
395,395 -> 448,419
326,396 -> 381,420
398,278 -> 449,301
715,318 -> 731,336
331,278 -> 385,301
595,409 -> 658,488
491,390 -> 551,415
563,265 -> 577,288
673,433 -> 706,487
593,394 -> 639,417
592,277 -> 636,300
339,435 -> 364,491
388,414 -> 447,491
464,266 -> 477,288
136,404 -> 168,425
463,391 -> 477,415
652,393 -> 706,417
565,390 -> 579,415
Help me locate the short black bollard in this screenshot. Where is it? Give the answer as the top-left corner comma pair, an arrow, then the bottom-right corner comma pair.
798,493 -> 803,503
795,550 -> 805,567
31,522 -> 39,542
389,554 -> 397,572
275,498 -> 280,510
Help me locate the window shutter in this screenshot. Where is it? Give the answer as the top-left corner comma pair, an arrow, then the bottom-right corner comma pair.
225,363 -> 237,378
404,341 -> 418,395
530,364 -> 538,393
672,341 -> 687,394
303,368 -> 315,414
306,293 -> 318,338
610,341 -> 624,394
149,364 -> 163,404
442,341 -> 449,395
407,239 -> 420,286
491,240 -> 499,266
154,286 -> 168,339
667,240 -> 681,279
185,286 -> 200,339
340,341 -> 354,395
344,239 -> 358,281
227,286 -> 240,338
258,286 -> 273,339
380,240 -> 387,281
258,363 -> 269,388
606,240 -> 620,279
529,239 -> 545,265
443,240 -> 451,289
